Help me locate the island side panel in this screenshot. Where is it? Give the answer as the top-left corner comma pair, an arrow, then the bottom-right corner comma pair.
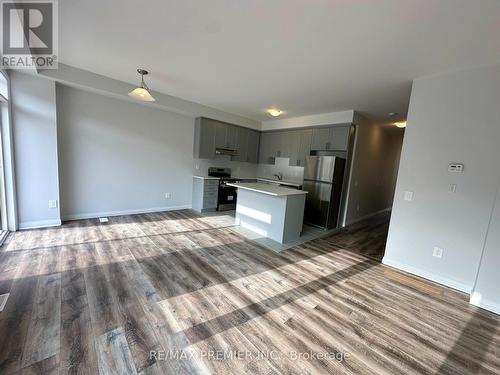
234,189 -> 287,243
283,194 -> 306,243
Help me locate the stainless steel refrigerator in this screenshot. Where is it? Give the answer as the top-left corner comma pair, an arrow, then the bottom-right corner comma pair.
303,155 -> 346,229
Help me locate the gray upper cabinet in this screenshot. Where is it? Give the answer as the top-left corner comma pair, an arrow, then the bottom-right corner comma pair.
311,127 -> 331,151
259,132 -> 279,164
281,130 -> 301,162
295,129 -> 312,167
232,127 -> 248,162
246,130 -> 260,163
214,122 -> 228,149
311,125 -> 351,151
193,118 -> 216,159
329,126 -> 350,150
226,126 -> 238,149
260,129 -> 313,166
194,117 -> 261,163
195,117 -> 350,164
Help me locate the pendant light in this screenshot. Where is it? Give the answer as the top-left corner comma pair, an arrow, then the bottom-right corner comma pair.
128,68 -> 155,102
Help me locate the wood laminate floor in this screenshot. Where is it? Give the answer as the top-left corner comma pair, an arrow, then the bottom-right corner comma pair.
0,209 -> 498,374
322,212 -> 391,261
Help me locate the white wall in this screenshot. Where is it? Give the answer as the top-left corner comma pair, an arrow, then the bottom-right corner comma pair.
10,71 -> 61,229
384,63 -> 500,295
261,110 -> 354,131
57,84 -> 195,220
344,122 -> 404,225
471,184 -> 500,315
42,64 -> 261,131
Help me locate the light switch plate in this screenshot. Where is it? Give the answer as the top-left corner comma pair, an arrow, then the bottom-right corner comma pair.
404,191 -> 413,201
433,247 -> 443,258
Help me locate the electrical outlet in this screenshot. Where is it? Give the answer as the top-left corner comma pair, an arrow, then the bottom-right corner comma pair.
433,247 -> 443,258
165,192 -> 172,199
448,184 -> 457,193
195,164 -> 199,170
356,204 -> 360,212
404,191 -> 414,201
48,199 -> 58,209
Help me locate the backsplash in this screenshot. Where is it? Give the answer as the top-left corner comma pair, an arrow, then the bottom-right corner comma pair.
193,156 -> 258,178
193,156 -> 304,183
257,157 -> 304,183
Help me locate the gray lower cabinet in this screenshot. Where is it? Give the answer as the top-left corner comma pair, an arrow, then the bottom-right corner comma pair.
192,177 -> 219,212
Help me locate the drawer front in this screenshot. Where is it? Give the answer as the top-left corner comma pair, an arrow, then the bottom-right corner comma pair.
203,184 -> 219,193
203,191 -> 218,199
204,180 -> 219,187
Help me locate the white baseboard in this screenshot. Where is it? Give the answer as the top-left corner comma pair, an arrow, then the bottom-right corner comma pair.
61,204 -> 193,221
19,219 -> 62,230
344,207 -> 391,227
382,257 -> 472,294
470,292 -> 500,316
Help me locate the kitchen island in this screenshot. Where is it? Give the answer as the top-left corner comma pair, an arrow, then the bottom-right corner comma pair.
227,182 -> 307,244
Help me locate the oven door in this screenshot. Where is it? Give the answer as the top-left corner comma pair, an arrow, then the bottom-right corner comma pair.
218,184 -> 238,211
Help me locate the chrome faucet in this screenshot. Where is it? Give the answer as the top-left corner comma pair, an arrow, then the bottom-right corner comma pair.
273,172 -> 283,181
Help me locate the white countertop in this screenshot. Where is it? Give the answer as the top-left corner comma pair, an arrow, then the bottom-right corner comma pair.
227,182 -> 308,197
256,177 -> 303,187
192,175 -> 220,180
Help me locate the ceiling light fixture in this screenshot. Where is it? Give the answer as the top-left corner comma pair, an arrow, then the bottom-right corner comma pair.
128,69 -> 155,102
394,121 -> 407,128
267,108 -> 282,117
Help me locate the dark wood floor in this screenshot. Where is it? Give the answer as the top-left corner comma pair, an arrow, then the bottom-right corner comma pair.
0,210 -> 498,374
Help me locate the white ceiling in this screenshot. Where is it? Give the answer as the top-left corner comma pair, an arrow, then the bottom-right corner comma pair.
59,0 -> 500,122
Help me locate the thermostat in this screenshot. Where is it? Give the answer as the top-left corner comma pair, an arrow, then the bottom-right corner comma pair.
448,163 -> 464,173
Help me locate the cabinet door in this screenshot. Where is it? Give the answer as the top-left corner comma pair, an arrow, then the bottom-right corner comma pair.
282,130 -> 301,163
311,128 -> 330,150
259,132 -> 275,164
232,127 -> 248,162
194,118 -> 216,159
214,123 -> 228,149
226,125 -> 238,149
328,126 -> 350,150
295,129 -> 312,167
247,130 -> 260,163
268,132 -> 283,158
